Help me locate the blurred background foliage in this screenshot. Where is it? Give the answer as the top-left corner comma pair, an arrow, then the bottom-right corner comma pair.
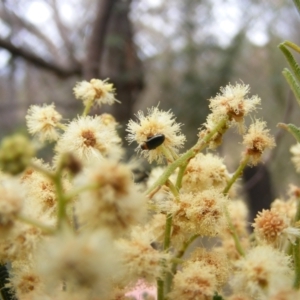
0,0 -> 300,205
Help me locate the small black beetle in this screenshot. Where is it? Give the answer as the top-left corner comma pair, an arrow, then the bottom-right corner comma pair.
140,134 -> 165,150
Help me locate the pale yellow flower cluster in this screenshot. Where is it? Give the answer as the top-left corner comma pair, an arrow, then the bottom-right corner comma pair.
208,83 -> 261,132
125,83 -> 298,300
168,261 -> 218,299
171,189 -> 228,237
116,227 -> 171,285
182,153 -> 230,192
26,104 -> 62,142
243,120 -> 276,165
253,209 -> 293,244
126,106 -> 186,163
0,79 -> 149,299
73,78 -> 118,107
232,246 -> 293,299
54,115 -> 123,164
75,160 -> 147,235
0,80 -> 297,300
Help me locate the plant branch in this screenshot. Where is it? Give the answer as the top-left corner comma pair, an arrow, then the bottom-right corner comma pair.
223,155 -> 250,195
17,214 -> 55,234
0,38 -> 81,78
54,170 -> 68,230
146,117 -> 229,196
222,155 -> 250,257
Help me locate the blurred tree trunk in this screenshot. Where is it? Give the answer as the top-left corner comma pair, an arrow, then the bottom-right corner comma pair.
102,0 -> 144,131
83,0 -> 117,80
83,0 -> 144,131
0,0 -> 143,131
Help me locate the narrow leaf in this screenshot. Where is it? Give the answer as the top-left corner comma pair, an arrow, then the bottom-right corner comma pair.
282,68 -> 300,106
278,123 -> 300,143
293,0 -> 300,16
279,44 -> 300,83
287,124 -> 300,143
0,264 -> 14,300
283,40 -> 300,54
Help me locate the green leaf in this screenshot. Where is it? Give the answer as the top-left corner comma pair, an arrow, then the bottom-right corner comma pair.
283,40 -> 300,54
279,44 -> 300,83
287,124 -> 300,143
278,123 -> 300,143
282,68 -> 300,106
293,0 -> 300,16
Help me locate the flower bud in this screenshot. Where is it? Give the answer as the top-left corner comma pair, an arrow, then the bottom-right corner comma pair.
0,134 -> 35,175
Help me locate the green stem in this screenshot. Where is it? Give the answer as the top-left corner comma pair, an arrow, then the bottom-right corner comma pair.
172,234 -> 199,272
30,161 -> 69,230
17,214 -> 55,234
64,183 -> 99,202
155,117 -> 228,299
160,181 -> 180,296
175,161 -> 189,189
294,239 -> 300,289
164,214 -> 173,251
160,213 -> 173,297
82,99 -> 94,116
176,234 -> 199,260
56,123 -> 68,131
168,147 -> 179,161
295,196 -> 300,221
165,179 -> 179,198
165,234 -> 200,294
293,196 -> 300,289
146,148 -> 195,196
54,171 -> 68,230
29,162 -> 55,181
157,279 -> 164,300
222,155 -> 249,257
224,206 -> 245,257
160,145 -> 175,163
165,272 -> 173,294
193,117 -> 228,152
146,117 -> 229,196
223,155 -> 250,195
163,178 -> 180,252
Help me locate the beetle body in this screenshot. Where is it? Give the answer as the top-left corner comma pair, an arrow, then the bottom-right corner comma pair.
140,134 -> 165,150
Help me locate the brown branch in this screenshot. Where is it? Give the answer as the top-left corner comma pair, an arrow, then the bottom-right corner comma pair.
83,0 -> 118,80
0,38 -> 82,78
0,7 -> 60,60
51,0 -> 79,64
